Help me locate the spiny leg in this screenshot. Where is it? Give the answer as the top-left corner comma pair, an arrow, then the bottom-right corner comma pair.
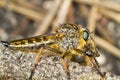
43,45 -> 71,79
29,44 -> 63,79
61,59 -> 70,80
86,56 -> 106,80
61,51 -> 87,80
44,45 -> 71,79
93,58 -> 106,80
29,48 -> 43,80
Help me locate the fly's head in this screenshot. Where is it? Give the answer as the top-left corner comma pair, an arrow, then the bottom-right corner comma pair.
78,27 -> 100,57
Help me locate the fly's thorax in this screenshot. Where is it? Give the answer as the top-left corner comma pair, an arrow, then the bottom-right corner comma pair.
55,24 -> 80,51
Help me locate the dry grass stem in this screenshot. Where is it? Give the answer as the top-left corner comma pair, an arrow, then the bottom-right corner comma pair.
52,0 -> 72,32
33,0 -> 62,36
95,36 -> 120,59
87,0 -> 99,32
0,0 -> 44,21
99,9 -> 120,24
96,25 -> 115,44
11,0 -> 46,13
74,0 -> 120,12
66,4 -> 75,24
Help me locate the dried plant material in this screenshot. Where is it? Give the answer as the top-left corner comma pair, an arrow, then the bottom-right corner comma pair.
66,4 -> 75,24
74,0 -> 120,12
11,0 -> 46,13
33,0 -> 62,36
99,9 -> 120,24
96,24 -> 115,44
87,0 -> 99,32
0,0 -> 44,21
95,36 -> 120,59
52,0 -> 72,32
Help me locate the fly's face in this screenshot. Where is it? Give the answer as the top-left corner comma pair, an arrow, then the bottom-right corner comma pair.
78,28 -> 100,57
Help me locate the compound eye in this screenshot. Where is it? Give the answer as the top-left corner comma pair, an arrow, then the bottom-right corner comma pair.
83,30 -> 89,41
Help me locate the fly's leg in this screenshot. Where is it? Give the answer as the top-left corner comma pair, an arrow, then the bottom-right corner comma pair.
75,48 -> 106,80
61,59 -> 70,80
29,44 -> 63,80
93,58 -> 106,80
29,43 -> 71,80
61,51 -> 78,80
44,45 -> 71,80
86,56 -> 106,80
29,48 -> 43,80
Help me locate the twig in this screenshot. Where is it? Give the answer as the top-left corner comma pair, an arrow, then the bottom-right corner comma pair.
96,24 -> 115,44
94,36 -> 120,59
11,0 -> 46,13
33,0 -> 62,36
0,0 -> 44,21
99,8 -> 120,24
66,4 -> 75,24
52,0 -> 72,32
87,0 -> 99,32
74,0 -> 120,12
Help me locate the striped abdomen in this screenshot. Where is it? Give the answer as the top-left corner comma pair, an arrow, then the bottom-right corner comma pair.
1,34 -> 57,52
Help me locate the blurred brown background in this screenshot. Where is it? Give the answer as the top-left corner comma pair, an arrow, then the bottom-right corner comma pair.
0,0 -> 120,76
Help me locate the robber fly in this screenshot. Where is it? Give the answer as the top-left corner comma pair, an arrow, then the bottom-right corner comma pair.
0,24 -> 105,80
